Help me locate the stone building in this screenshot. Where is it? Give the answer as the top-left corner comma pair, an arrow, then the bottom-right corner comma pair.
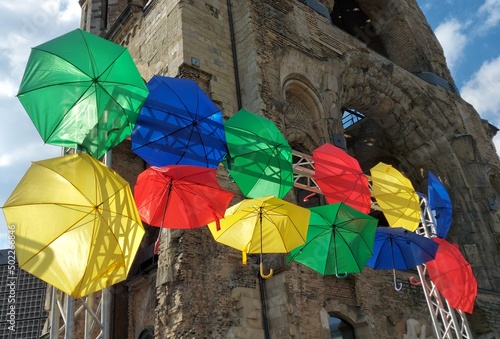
75,0 -> 500,338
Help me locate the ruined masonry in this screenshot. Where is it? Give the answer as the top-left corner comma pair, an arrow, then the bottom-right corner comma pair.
68,0 -> 500,338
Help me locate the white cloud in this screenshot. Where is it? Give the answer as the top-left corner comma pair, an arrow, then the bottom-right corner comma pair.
0,79 -> 16,98
434,18 -> 469,73
478,0 -> 500,30
0,0 -> 80,249
461,56 -> 500,125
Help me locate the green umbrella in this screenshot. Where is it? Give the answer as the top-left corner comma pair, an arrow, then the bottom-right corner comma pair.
288,203 -> 378,277
224,109 -> 294,199
17,29 -> 149,158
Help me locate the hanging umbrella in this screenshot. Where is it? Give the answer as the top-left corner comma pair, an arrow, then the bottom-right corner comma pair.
1,153 -> 145,298
426,238 -> 477,313
312,143 -> 371,213
207,196 -> 310,278
134,165 -> 234,230
428,171 -> 452,238
287,203 -> 377,277
366,227 -> 438,290
370,162 -> 421,231
224,109 -> 294,199
131,75 -> 227,168
17,29 -> 149,159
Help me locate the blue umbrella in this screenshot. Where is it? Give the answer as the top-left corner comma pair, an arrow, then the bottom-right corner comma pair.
366,227 -> 439,290
428,171 -> 452,238
131,76 -> 227,168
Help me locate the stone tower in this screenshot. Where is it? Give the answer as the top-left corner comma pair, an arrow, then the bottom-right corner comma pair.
76,1 -> 500,338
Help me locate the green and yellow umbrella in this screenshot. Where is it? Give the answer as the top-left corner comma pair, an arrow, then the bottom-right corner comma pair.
224,109 -> 294,199
2,153 -> 144,298
288,203 -> 377,277
17,29 -> 149,158
370,162 -> 421,231
208,196 -> 310,278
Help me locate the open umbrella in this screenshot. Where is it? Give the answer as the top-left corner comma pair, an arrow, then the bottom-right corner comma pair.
426,238 -> 477,313
17,29 -> 149,159
207,196 -> 310,278
370,162 -> 421,231
428,171 -> 452,238
312,143 -> 371,214
366,227 -> 438,290
224,109 -> 294,199
131,75 -> 227,168
287,203 -> 377,277
133,165 -> 234,230
1,153 -> 144,298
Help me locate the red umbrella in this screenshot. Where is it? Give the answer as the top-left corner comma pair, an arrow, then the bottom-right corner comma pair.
426,238 -> 477,313
134,165 -> 234,230
313,143 -> 371,213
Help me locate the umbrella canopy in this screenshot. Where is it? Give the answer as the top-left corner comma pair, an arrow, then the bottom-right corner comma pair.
131,75 -> 227,168
134,165 -> 234,229
208,196 -> 310,277
1,153 -> 144,298
312,143 -> 371,214
370,162 -> 421,231
366,227 -> 439,290
224,109 -> 294,199
428,171 -> 452,238
17,29 -> 149,159
426,238 -> 477,313
288,203 -> 377,276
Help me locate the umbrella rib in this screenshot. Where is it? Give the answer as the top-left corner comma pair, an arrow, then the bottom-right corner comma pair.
132,116 -> 194,149
30,80 -> 95,143
160,79 -> 196,120
17,79 -> 93,96
19,207 -> 96,269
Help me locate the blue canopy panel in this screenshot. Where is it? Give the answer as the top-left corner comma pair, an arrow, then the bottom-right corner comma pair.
131,76 -> 227,168
428,171 -> 452,239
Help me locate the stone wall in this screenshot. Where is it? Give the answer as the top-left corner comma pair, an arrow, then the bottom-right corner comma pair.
78,0 -> 500,337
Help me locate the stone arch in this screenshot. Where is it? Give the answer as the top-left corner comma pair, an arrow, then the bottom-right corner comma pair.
323,299 -> 374,337
337,51 -> 450,192
282,75 -> 328,153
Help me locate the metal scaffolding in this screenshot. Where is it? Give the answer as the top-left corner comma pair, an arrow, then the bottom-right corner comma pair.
291,150 -> 473,339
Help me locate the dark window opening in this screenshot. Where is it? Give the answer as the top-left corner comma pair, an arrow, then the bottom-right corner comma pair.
329,315 -> 355,339
138,327 -> 154,339
330,0 -> 388,57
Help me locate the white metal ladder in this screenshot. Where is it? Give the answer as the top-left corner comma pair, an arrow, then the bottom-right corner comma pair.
413,194 -> 473,339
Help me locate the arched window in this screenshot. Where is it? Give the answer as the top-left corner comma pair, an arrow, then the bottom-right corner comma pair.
329,315 -> 355,339
138,327 -> 154,339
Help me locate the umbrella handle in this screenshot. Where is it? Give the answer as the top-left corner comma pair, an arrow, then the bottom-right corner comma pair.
409,276 -> 422,286
260,262 -> 273,279
335,272 -> 349,279
393,269 -> 403,291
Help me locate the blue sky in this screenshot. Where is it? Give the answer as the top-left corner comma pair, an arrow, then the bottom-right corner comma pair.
417,0 -> 500,149
0,1 -> 499,248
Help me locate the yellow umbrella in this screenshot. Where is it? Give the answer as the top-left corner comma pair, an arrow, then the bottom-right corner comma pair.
208,196 -> 310,278
370,162 -> 421,231
2,153 -> 144,298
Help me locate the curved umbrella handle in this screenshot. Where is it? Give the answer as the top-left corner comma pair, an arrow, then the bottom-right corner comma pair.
335,272 -> 349,279
393,269 -> 403,291
335,265 -> 349,279
260,262 -> 273,279
409,276 -> 422,286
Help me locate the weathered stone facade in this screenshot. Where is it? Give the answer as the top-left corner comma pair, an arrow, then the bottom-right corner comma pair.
76,0 -> 500,338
